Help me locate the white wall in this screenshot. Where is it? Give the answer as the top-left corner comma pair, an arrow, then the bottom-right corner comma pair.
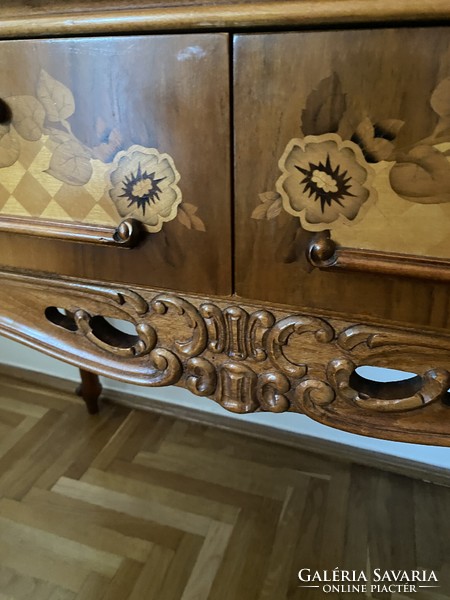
1,336 -> 449,470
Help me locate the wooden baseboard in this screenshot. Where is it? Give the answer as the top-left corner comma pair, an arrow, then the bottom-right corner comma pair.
1,362 -> 449,487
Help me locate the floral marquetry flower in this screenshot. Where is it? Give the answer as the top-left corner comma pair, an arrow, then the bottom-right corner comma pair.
276,134 -> 376,231
108,145 -> 182,232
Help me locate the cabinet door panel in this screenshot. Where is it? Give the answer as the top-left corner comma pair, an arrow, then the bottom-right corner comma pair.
234,29 -> 450,328
0,34 -> 231,295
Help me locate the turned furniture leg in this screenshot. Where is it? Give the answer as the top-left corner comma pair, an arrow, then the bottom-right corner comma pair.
76,369 -> 102,414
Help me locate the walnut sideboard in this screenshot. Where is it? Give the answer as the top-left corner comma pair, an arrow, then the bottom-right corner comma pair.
0,0 -> 450,445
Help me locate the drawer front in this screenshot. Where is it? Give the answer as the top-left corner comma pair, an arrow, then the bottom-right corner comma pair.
234,29 -> 450,328
0,34 -> 231,295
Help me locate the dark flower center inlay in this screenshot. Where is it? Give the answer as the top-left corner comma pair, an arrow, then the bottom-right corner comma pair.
120,163 -> 165,216
295,154 -> 354,212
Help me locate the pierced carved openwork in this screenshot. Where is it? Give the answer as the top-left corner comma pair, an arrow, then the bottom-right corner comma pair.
1,269 -> 450,445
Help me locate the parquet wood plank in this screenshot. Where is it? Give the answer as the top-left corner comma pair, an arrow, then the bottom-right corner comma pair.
0,409 -> 62,492
318,463 -> 352,568
0,514 -> 122,577
0,417 -> 40,460
0,497 -> 153,563
180,520 -> 234,600
23,487 -> 185,550
31,407 -> 127,492
127,544 -> 175,600
108,458 -> 268,511
135,445 -> 296,500
0,537 -> 89,592
156,533 -> 204,600
206,505 -> 263,600
0,395 -> 48,419
172,424 -> 337,477
233,498 -> 282,600
341,465 -> 371,581
74,573 -> 109,600
89,411 -> 150,471
48,589 -> 77,600
52,476 -> 214,536
0,371 -> 448,600
0,423 -> 11,444
82,465 -> 240,525
0,380 -> 77,412
414,481 -> 443,571
60,405 -> 129,481
257,485 -> 310,600
0,408 -> 27,428
0,567 -> 62,600
0,405 -> 103,499
140,415 -> 178,454
93,559 -> 143,600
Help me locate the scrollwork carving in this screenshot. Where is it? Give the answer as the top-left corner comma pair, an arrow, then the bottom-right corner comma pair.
73,310 -> 156,358
115,289 -> 148,315
257,372 -> 291,412
5,266 -> 450,445
247,310 -> 275,362
200,303 -> 226,354
215,362 -> 258,413
146,347 -> 182,387
267,315 -> 335,377
223,306 -> 249,359
294,378 -> 336,412
327,358 -> 450,412
151,294 -> 207,358
200,304 -> 275,362
185,357 -> 217,396
338,325 -> 450,353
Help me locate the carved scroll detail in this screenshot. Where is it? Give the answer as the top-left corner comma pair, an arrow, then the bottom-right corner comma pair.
294,378 -> 336,412
215,362 -> 258,413
200,304 -> 275,361
257,372 -> 291,412
200,303 -> 226,354
185,357 -> 217,396
267,315 -> 335,377
115,290 -> 148,315
247,310 -> 276,362
327,358 -> 450,412
223,306 -> 249,359
4,265 -> 450,444
338,325 -> 450,353
147,347 -> 182,387
74,310 -> 156,357
151,294 -> 207,358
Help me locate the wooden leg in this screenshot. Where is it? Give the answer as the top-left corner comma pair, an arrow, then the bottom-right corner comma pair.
76,369 -> 102,414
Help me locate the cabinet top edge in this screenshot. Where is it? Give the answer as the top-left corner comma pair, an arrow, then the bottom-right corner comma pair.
0,1 -> 449,39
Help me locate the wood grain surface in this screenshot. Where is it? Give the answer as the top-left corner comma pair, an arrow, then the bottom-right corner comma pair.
0,370 -> 449,599
0,34 -> 232,296
0,1 -> 449,38
234,28 -> 450,329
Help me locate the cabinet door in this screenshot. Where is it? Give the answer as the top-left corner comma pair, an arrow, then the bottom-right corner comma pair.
234,29 -> 450,328
0,34 -> 231,296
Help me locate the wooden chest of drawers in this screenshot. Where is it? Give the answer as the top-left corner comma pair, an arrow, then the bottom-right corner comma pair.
1,0 -> 450,445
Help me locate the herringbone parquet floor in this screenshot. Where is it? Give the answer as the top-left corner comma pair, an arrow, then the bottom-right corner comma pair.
0,371 -> 449,600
